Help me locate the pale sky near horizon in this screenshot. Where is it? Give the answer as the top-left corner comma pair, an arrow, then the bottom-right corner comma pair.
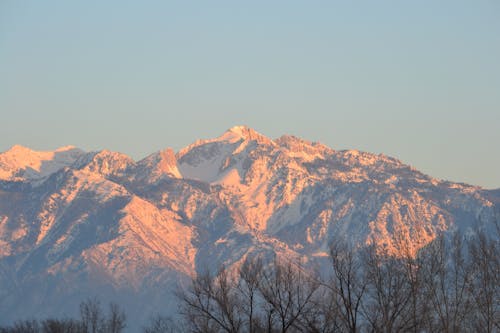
1,1 -> 499,188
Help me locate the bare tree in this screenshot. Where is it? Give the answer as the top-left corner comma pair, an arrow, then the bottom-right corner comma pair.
418,233 -> 473,332
78,298 -> 127,333
80,298 -> 104,333
0,318 -> 85,333
392,227 -> 433,333
179,266 -> 242,333
1,319 -> 40,333
299,287 -> 341,333
468,230 -> 500,333
0,298 -> 127,333
105,303 -> 126,333
41,318 -> 85,333
257,258 -> 320,333
326,239 -> 367,333
178,256 -> 320,333
237,257 -> 264,333
142,315 -> 180,333
361,245 -> 414,333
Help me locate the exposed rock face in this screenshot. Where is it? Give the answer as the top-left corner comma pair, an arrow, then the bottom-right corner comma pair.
0,126 -> 498,330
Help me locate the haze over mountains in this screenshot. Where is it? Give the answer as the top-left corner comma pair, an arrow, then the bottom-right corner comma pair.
0,126 -> 498,329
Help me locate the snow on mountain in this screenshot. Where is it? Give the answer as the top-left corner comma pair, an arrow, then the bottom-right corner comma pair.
0,127 -> 498,330
0,145 -> 85,181
73,150 -> 135,179
136,148 -> 181,181
177,126 -> 272,183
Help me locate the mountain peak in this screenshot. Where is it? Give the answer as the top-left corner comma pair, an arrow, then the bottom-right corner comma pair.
178,126 -> 272,159
4,145 -> 81,155
92,150 -> 135,169
227,125 -> 253,135
4,144 -> 34,154
0,145 -> 85,181
55,145 -> 78,152
137,147 -> 181,180
218,125 -> 271,144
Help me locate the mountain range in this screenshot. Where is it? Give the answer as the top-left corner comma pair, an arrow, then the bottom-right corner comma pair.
0,126 -> 498,330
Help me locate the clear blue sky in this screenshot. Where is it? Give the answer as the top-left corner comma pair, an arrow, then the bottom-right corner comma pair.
1,1 -> 499,188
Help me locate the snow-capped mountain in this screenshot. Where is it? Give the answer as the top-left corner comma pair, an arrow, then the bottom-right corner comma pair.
0,126 -> 498,329
0,145 -> 84,182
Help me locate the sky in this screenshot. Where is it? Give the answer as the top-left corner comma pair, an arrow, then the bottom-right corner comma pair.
1,1 -> 499,188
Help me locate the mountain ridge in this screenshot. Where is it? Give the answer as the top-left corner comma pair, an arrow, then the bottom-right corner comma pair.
0,126 -> 498,330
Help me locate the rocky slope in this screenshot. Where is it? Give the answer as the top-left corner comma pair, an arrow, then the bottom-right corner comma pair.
0,126 -> 498,329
